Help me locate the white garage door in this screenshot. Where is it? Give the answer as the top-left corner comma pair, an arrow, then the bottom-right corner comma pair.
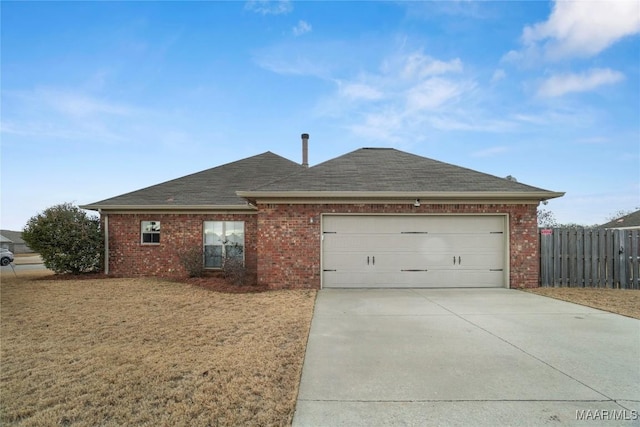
322,215 -> 506,288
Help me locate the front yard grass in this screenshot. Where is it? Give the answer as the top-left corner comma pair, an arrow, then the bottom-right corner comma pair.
525,287 -> 640,319
0,271 -> 316,426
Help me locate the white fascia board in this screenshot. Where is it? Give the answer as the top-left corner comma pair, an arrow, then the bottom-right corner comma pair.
236,190 -> 565,202
80,204 -> 257,212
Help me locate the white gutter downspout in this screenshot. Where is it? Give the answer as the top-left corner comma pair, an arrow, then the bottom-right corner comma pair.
101,211 -> 109,275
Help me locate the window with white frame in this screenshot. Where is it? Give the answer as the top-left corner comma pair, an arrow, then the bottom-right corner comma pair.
203,221 -> 244,268
141,221 -> 161,244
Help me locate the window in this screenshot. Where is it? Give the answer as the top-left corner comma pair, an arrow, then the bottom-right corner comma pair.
141,221 -> 161,244
203,221 -> 244,268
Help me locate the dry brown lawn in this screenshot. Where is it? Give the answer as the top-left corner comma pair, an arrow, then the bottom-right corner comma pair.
525,287 -> 640,319
0,271 -> 316,426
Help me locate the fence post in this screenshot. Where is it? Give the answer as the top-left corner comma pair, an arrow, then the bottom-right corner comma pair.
584,229 -> 592,286
553,228 -> 562,287
540,229 -> 553,286
605,230 -> 614,288
576,229 -> 584,287
618,230 -> 628,289
592,229 -> 601,287
631,230 -> 639,289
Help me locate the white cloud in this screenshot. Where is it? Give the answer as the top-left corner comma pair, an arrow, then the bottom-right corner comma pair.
293,20 -> 312,36
244,0 -> 292,15
399,53 -> 463,79
0,88 -> 142,144
0,87 -> 205,151
253,40 -> 350,79
522,0 -> 640,60
335,52 -> 513,141
537,68 -> 625,97
258,44 -> 512,142
405,78 -> 469,111
39,88 -> 136,118
348,110 -> 405,143
339,82 -> 384,101
491,69 -> 506,83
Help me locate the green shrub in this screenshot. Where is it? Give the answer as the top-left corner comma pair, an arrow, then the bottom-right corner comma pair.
22,203 -> 103,274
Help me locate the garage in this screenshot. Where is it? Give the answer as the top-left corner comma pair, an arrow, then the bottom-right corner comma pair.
322,215 -> 507,288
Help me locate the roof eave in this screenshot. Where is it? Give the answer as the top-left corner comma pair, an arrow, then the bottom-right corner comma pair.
236,190 -> 565,202
80,204 -> 257,212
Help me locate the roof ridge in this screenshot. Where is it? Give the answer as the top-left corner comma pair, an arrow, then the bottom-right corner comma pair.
246,146 -> 560,195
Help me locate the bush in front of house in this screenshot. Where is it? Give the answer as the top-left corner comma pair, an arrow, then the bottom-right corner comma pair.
22,203 -> 103,274
179,247 -> 205,278
223,257 -> 248,286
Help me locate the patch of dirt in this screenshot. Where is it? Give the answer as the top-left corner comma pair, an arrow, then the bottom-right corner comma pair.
37,272 -> 111,281
525,287 -> 640,319
36,271 -> 270,293
183,275 -> 270,293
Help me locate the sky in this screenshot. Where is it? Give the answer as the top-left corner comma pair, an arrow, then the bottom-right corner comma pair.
1,0 -> 639,230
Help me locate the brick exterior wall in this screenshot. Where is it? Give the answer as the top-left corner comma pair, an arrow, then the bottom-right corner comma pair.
105,213 -> 257,279
256,203 -> 540,289
104,203 -> 540,289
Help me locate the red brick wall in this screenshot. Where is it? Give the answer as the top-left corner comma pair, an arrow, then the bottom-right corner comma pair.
256,203 -> 540,289
105,213 -> 257,278
104,204 -> 540,289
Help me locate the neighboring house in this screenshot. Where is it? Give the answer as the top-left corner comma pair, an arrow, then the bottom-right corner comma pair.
82,135 -> 564,289
0,234 -> 12,252
0,230 -> 33,254
599,210 -> 640,230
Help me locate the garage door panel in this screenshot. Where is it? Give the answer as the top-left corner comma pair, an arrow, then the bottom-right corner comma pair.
324,252 -> 371,270
323,270 -> 504,288
325,250 -> 502,271
324,233 -> 502,252
424,269 -> 504,287
323,215 -> 504,234
323,234 -> 427,251
322,215 -> 506,288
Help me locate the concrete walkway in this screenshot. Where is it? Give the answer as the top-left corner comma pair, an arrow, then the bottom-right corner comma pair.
293,289 -> 640,426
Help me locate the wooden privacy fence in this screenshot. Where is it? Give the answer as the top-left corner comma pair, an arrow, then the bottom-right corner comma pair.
539,228 -> 640,288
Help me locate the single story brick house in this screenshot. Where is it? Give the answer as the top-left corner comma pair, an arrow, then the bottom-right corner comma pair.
82,134 -> 563,289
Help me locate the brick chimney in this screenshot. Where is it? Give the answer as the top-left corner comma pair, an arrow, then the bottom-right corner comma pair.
301,133 -> 309,167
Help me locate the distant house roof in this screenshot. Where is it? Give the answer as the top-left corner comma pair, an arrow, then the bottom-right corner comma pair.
82,152 -> 306,210
0,234 -> 12,244
239,148 -> 563,201
599,210 -> 640,230
0,230 -> 25,244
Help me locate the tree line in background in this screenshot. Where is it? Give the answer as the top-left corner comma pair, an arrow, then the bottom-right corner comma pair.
537,207 -> 638,229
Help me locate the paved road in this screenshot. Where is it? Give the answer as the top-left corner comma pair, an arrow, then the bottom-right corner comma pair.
1,255 -> 48,272
293,288 -> 640,427
1,263 -> 48,272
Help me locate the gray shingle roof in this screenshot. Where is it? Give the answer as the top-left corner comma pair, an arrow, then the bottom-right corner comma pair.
599,209 -> 640,229
83,152 -> 306,209
250,148 -> 553,193
84,147 -> 563,210
0,230 -> 25,244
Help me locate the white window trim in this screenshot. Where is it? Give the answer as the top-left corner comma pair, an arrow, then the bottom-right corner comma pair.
141,221 -> 161,245
203,221 -> 245,269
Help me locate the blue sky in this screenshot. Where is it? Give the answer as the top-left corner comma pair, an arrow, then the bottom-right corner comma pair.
1,0 -> 639,230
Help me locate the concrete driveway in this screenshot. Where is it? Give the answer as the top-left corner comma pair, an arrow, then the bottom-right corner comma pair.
293,289 -> 640,426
